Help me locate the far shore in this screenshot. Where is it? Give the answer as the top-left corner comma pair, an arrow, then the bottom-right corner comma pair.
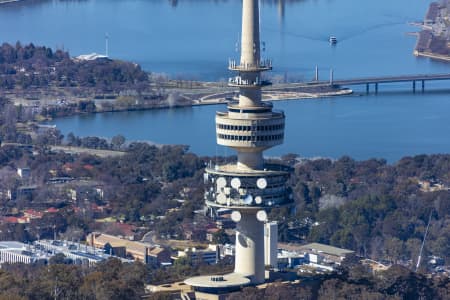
0,0 -> 22,4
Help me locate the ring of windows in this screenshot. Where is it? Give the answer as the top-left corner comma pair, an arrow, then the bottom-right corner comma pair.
217,134 -> 283,142
217,123 -> 284,131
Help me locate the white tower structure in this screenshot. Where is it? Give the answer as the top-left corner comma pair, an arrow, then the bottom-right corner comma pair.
186,0 -> 292,291
264,221 -> 278,268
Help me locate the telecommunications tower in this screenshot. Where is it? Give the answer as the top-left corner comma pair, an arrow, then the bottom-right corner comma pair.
186,0 -> 292,290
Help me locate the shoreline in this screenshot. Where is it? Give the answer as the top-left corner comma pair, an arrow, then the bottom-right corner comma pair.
192,87 -> 353,106
413,1 -> 450,63
0,0 -> 22,4
25,82 -> 353,121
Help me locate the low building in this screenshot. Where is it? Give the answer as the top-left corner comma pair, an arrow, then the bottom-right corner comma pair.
0,241 -> 46,264
86,232 -> 171,265
277,249 -> 307,269
175,245 -> 219,265
35,240 -> 128,267
298,242 -> 355,265
74,53 -> 109,61
17,167 -> 31,179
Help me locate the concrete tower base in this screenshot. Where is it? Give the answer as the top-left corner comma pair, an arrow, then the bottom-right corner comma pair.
234,211 -> 265,284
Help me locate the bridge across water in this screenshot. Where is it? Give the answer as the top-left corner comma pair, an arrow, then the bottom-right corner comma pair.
323,73 -> 450,93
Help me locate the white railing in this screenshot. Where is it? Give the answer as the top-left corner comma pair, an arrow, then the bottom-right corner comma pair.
228,59 -> 272,70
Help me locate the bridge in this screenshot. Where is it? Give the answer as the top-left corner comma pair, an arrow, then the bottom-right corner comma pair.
316,73 -> 450,93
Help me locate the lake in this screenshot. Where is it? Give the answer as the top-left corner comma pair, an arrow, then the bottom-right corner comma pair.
1,0 -> 449,162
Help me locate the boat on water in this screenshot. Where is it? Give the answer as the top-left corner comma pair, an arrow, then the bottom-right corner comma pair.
329,36 -> 337,45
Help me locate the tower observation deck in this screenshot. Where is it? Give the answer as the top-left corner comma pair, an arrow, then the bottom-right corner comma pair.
185,0 -> 293,290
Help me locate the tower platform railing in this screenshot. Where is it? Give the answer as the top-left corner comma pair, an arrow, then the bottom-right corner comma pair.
228,59 -> 272,72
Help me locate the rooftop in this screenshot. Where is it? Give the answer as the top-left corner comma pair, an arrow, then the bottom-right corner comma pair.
299,243 -> 354,257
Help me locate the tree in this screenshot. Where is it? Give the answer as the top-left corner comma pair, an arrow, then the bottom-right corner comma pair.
111,134 -> 125,150
212,229 -> 230,245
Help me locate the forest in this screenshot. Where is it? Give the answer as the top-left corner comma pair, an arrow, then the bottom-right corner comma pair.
0,42 -> 148,92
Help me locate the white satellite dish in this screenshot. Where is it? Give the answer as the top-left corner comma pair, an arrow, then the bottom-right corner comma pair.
268,201 -> 273,206
256,210 -> 268,222
256,178 -> 267,189
216,177 -> 227,189
238,188 -> 246,196
255,196 -> 262,205
224,187 -> 231,195
243,194 -> 253,205
231,178 -> 241,189
231,211 -> 242,222
217,193 -> 227,204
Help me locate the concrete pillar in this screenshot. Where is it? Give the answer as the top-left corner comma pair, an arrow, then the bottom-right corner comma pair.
241,0 -> 260,67
366,83 -> 369,94
235,211 -> 265,284
239,84 -> 262,107
315,65 -> 319,81
237,150 -> 264,170
413,80 -> 416,93
375,83 -> 378,94
422,80 -> 425,92
329,69 -> 333,85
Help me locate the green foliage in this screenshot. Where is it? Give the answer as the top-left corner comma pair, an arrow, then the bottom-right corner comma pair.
0,42 -> 148,91
211,229 -> 231,244
285,155 -> 450,264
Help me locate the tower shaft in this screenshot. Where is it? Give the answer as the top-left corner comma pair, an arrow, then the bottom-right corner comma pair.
234,211 -> 265,283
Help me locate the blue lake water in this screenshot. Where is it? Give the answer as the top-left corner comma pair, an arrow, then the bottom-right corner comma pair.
1,0 -> 449,162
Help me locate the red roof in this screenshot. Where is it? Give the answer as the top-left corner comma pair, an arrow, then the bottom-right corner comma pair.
46,207 -> 59,213
23,209 -> 44,218
3,216 -> 19,223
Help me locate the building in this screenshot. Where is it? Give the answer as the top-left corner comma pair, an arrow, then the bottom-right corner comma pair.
277,249 -> 307,269
86,232 -> 171,265
0,240 -> 131,267
17,167 -> 31,179
299,242 -> 355,265
74,53 -> 109,61
34,239 -> 130,267
0,241 -> 46,264
175,245 -> 219,265
185,0 -> 293,293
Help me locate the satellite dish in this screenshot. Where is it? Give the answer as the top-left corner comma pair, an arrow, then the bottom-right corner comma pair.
217,193 -> 227,204
243,194 -> 253,205
231,211 -> 241,222
268,201 -> 273,206
216,177 -> 227,189
224,187 -> 231,195
231,178 -> 241,189
257,178 -> 267,189
238,188 -> 246,196
256,210 -> 267,222
255,196 -> 262,205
